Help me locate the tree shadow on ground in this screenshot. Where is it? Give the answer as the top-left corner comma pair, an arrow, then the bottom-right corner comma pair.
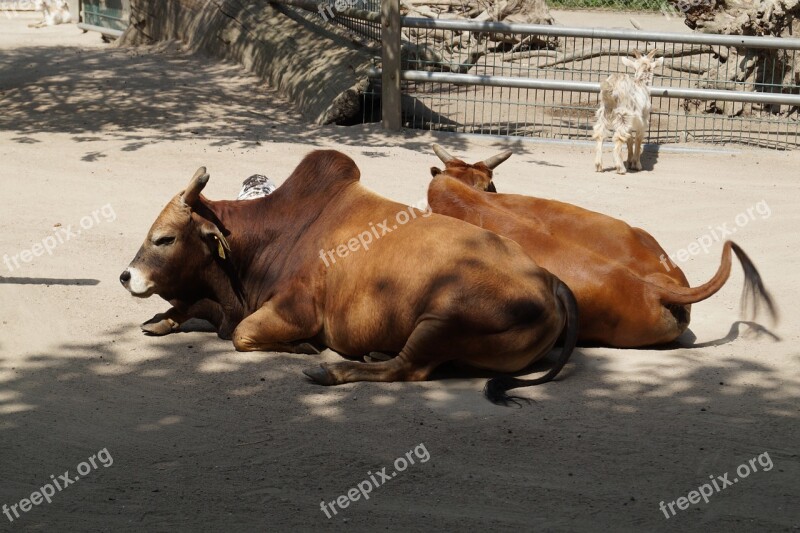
0,321 -> 797,531
0,44 -> 475,159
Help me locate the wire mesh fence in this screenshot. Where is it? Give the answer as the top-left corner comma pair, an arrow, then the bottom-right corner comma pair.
365,19 -> 800,149
331,0 -> 382,41
276,0 -> 382,43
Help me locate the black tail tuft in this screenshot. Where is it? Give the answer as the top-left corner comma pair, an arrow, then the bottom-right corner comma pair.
730,242 -> 778,324
484,377 -> 534,407
483,281 -> 579,407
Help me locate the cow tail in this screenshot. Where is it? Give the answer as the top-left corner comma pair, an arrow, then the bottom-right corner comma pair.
484,280 -> 579,406
654,241 -> 777,322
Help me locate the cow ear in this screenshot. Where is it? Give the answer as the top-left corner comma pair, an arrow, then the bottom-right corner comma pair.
430,166 -> 443,177
199,221 -> 231,260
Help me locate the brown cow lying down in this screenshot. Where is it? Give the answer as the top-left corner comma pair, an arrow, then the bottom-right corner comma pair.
120,150 -> 579,404
427,145 -> 777,348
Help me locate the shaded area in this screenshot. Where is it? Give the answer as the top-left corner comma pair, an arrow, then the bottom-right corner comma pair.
0,43 -> 482,161
0,277 -> 100,286
0,324 -> 798,531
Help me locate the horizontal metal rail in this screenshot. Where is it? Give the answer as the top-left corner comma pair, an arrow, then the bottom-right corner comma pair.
270,0 -> 381,22
81,11 -> 126,24
368,68 -> 800,106
76,22 -> 124,38
402,17 -> 800,50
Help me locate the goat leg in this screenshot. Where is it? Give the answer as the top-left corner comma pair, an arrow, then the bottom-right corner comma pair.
592,124 -> 605,172
633,135 -> 644,171
612,131 -> 628,174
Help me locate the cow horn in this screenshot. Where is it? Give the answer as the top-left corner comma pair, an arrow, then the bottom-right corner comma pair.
432,144 -> 455,164
632,48 -> 642,58
182,166 -> 209,207
482,150 -> 513,169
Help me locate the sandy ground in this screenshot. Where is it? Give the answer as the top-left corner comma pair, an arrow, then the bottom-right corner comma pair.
1,14 -> 799,533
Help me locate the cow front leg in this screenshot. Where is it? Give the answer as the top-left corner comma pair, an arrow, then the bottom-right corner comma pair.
232,302 -> 320,354
141,307 -> 190,336
141,300 -> 225,336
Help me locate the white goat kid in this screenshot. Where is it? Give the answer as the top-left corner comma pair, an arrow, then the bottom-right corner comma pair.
28,0 -> 72,28
593,49 -> 663,174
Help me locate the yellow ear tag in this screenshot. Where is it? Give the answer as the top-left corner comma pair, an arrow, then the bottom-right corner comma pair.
215,237 -> 226,259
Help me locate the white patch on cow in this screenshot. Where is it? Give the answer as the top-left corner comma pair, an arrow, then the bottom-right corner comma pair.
237,174 -> 276,200
126,267 -> 154,297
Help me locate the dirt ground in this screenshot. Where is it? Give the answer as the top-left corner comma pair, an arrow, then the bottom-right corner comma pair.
1,14 -> 799,533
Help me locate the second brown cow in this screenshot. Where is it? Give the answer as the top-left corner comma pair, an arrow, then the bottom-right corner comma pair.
428,145 -> 777,347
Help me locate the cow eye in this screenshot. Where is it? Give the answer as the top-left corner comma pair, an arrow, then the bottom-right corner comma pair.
153,236 -> 176,246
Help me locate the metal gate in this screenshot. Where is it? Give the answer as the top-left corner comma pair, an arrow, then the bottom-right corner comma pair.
78,0 -> 128,38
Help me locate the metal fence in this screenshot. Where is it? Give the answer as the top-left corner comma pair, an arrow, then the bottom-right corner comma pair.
80,0 -> 129,37
276,0 -> 382,43
362,17 -> 800,149
273,0 -> 800,149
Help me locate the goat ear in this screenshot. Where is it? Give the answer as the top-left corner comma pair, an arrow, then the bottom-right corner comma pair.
621,57 -> 635,68
430,166 -> 443,177
654,57 -> 664,68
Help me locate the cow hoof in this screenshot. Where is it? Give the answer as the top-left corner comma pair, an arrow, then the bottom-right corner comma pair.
141,319 -> 177,336
295,342 -> 321,355
303,364 -> 335,386
365,351 -> 392,362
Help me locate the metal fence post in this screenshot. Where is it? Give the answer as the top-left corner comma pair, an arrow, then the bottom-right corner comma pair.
381,0 -> 401,131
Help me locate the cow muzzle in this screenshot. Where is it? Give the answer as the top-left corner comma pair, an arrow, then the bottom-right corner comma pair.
119,267 -> 155,298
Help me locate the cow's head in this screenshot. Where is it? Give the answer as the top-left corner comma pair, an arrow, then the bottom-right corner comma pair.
429,144 -> 512,193
120,167 -> 230,300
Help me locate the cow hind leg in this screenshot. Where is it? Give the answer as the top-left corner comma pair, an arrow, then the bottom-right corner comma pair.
304,319 -> 447,385
303,354 -> 431,386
